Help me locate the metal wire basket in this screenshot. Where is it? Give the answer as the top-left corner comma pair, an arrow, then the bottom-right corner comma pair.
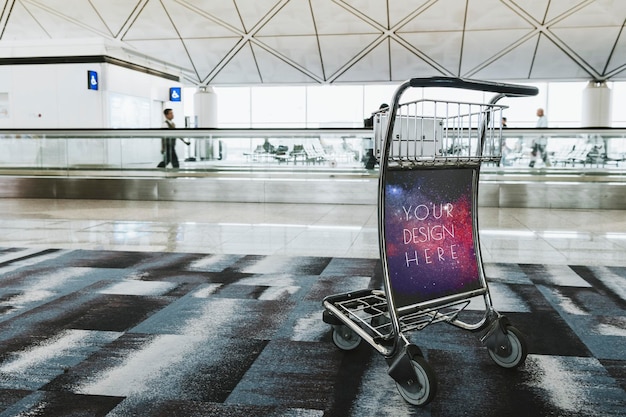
373,99 -> 506,168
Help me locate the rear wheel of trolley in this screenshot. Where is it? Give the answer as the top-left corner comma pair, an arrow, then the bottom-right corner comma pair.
395,355 -> 437,406
332,325 -> 361,351
487,326 -> 527,368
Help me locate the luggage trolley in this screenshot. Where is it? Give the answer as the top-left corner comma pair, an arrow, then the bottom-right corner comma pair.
322,77 -> 538,406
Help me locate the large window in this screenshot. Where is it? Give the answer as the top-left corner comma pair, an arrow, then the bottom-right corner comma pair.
547,82 -> 585,128
185,81 -> 623,129
611,82 -> 626,126
250,86 -> 306,128
215,87 -> 251,128
498,82 -> 547,128
306,85 -> 364,128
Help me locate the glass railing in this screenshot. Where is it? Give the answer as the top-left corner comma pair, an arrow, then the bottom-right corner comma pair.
0,128 -> 376,176
0,128 -> 624,178
494,128 -> 626,174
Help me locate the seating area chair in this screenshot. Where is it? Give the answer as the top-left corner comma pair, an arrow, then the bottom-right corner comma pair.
302,140 -> 327,164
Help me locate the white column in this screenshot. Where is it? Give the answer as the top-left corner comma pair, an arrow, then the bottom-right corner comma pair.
193,86 -> 218,127
581,81 -> 612,127
193,86 -> 219,160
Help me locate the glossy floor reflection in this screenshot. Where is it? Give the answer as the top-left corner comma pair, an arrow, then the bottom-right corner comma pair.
0,199 -> 624,266
0,198 -> 623,416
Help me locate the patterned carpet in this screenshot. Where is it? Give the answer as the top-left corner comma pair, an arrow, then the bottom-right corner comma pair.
0,248 -> 623,417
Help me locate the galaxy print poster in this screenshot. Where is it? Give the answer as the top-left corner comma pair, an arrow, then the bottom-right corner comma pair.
383,168 -> 482,308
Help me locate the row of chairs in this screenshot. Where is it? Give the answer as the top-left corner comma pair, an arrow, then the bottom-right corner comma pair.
248,140 -> 329,164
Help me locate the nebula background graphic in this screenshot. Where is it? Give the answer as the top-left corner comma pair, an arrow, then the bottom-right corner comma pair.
383,168 -> 482,307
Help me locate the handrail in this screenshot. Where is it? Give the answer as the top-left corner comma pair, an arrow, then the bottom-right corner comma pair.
409,76 -> 539,97
1,127 -> 626,138
0,127 -> 372,138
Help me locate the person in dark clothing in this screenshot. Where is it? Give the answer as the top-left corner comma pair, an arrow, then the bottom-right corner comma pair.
157,108 -> 189,168
363,103 -> 389,168
364,103 -> 389,128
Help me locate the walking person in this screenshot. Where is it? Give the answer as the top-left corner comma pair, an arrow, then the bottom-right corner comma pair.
529,108 -> 550,167
157,108 -> 189,168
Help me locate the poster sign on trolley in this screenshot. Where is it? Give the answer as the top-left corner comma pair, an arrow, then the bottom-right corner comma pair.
384,168 -> 482,308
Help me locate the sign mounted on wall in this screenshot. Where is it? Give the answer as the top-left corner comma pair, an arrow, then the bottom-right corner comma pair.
169,87 -> 181,102
87,70 -> 98,90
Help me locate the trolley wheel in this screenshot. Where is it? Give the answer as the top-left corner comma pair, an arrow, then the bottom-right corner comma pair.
395,355 -> 437,406
332,325 -> 361,351
487,326 -> 527,369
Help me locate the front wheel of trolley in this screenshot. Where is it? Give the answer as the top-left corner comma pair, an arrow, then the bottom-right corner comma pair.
332,325 -> 361,351
395,356 -> 437,406
487,326 -> 528,369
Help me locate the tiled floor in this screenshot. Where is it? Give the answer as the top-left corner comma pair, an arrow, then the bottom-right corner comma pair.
0,198 -> 624,267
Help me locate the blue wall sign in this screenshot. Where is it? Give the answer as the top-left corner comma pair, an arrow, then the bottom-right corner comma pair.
87,70 -> 98,90
169,87 -> 181,102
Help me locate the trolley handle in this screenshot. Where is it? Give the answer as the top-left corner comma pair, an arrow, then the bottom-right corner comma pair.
408,76 -> 538,97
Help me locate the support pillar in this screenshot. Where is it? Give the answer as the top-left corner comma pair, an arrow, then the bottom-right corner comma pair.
194,86 -> 218,128
582,81 -> 612,127
193,86 -> 219,160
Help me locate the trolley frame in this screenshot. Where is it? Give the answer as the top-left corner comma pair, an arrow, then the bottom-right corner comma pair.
323,77 -> 538,406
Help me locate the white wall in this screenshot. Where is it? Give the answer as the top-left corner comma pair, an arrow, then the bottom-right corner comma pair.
0,62 -> 183,129
0,61 -> 184,168
105,65 -> 183,128
0,63 -> 104,128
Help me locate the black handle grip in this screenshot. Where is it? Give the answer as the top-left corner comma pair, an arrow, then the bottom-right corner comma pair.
409,76 -> 538,97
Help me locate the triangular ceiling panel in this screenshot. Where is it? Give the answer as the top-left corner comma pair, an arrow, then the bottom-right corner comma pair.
255,0 -> 315,36
466,0 -> 534,30
530,34 -> 591,79
339,0 -> 390,28
122,0 -> 178,40
163,0 -> 239,37
551,26 -> 621,75
399,0 -> 467,32
318,33 -> 380,78
125,39 -> 194,70
234,0 -> 282,33
460,29 -> 533,75
256,35 -> 324,79
389,38 -> 446,80
471,35 -> 536,80
398,31 -> 463,76
184,37 -> 242,82
606,29 -> 626,75
210,42 -> 261,84
180,0 -> 244,31
545,0 -> 588,23
20,1 -> 104,38
31,0 -> 111,36
252,43 -> 318,83
387,0 -> 432,28
509,0 -> 549,24
551,0 -> 626,27
1,1 -> 50,40
609,64 -> 626,79
310,0 -> 378,35
333,37 -> 390,83
90,0 -> 141,37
